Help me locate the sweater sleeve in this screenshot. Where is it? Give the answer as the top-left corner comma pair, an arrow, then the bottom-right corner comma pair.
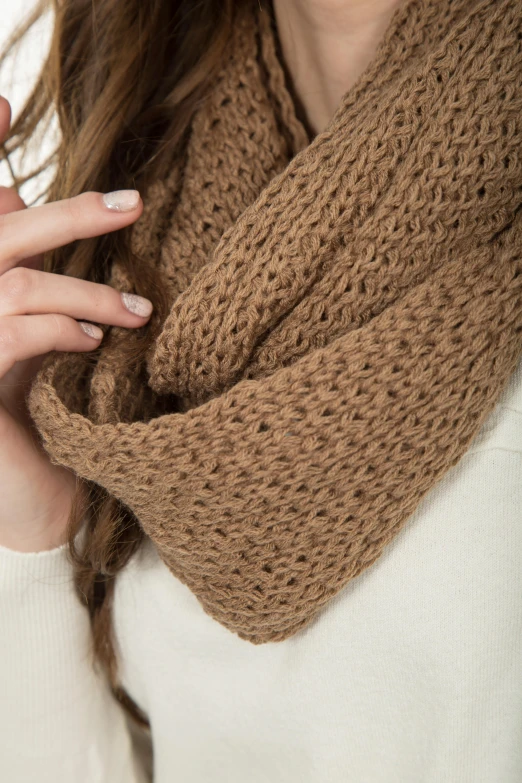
0,543 -> 147,783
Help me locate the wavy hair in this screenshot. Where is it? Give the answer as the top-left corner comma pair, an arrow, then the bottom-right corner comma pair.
1,0 -> 246,724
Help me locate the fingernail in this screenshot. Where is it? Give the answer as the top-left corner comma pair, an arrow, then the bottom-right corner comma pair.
102,189 -> 140,212
79,321 -> 103,340
121,292 -> 153,317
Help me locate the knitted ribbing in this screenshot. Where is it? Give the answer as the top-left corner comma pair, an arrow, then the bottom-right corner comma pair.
29,0 -> 522,643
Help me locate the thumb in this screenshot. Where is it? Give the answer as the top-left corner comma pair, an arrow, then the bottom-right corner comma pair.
0,185 -> 26,214
0,94 -> 43,269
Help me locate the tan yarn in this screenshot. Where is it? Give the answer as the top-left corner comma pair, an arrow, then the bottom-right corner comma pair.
29,0 -> 522,643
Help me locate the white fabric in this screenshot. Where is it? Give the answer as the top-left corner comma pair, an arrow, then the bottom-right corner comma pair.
1,356 -> 522,782
0,545 -> 146,783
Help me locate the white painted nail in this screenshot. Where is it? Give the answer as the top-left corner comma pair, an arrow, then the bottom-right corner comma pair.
102,189 -> 140,212
79,321 -> 103,340
121,292 -> 153,317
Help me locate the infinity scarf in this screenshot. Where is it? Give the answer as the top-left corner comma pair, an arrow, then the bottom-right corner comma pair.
29,0 -> 522,643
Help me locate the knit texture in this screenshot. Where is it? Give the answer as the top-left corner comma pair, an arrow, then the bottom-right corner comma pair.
29,0 -> 522,643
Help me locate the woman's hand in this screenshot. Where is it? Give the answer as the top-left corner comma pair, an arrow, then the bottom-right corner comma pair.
0,95 -> 152,552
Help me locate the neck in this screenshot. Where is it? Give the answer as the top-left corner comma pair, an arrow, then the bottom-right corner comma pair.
272,0 -> 404,135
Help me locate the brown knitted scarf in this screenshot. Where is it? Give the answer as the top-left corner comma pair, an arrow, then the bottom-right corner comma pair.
29,0 -> 522,644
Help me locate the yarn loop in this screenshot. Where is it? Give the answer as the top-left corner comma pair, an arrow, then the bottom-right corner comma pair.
29,0 -> 522,643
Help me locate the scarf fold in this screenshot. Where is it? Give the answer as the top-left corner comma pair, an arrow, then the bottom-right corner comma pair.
29,0 -> 522,643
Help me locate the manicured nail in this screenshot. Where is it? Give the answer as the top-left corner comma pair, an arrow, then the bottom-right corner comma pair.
121,292 -> 153,317
79,321 -> 103,340
102,189 -> 140,212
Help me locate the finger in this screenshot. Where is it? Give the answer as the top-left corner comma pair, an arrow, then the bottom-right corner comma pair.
0,190 -> 143,272
0,185 -> 43,273
0,186 -> 42,271
0,96 -> 11,142
0,266 -> 153,324
0,313 -> 104,378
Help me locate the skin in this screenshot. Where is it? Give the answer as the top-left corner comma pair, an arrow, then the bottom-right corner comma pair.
272,0 -> 404,134
0,96 -> 149,551
1,0 -> 403,552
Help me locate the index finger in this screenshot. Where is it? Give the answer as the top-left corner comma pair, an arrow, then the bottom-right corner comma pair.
0,190 -> 143,273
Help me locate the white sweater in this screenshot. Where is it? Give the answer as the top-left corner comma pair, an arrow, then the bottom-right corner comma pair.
1,355 -> 522,783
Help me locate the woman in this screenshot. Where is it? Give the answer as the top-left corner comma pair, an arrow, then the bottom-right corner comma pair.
1,0 -> 521,780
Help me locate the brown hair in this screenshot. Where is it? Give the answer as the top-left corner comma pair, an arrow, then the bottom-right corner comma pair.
1,0 -> 248,719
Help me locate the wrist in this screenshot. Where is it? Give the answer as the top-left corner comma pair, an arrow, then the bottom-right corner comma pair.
0,470 -> 75,553
0,512 -> 69,553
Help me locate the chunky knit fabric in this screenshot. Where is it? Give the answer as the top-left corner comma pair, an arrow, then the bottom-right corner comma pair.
29,0 -> 522,644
